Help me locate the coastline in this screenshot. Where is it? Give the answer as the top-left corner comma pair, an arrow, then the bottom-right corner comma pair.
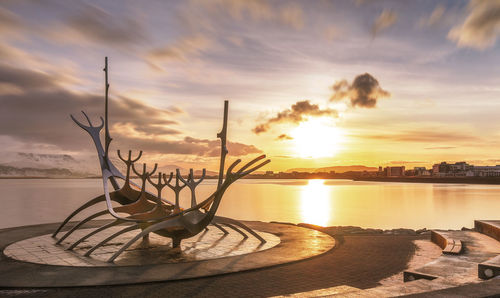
4,175 -> 500,185
352,176 -> 500,185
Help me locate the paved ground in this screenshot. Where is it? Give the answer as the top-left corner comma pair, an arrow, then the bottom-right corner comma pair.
0,221 -> 333,287
4,226 -> 280,266
0,234 -> 425,297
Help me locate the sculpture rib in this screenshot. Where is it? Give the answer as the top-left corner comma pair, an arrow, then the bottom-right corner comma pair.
67,219 -> 124,250
214,216 -> 266,243
52,196 -> 107,237
56,210 -> 109,244
220,223 -> 248,239
107,219 -> 181,262
85,224 -> 139,257
211,223 -> 229,234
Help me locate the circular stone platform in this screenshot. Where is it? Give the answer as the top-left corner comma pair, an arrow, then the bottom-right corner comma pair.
5,226 -> 280,266
0,220 -> 335,287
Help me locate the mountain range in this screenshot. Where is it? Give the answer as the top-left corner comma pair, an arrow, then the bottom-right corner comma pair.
285,165 -> 378,173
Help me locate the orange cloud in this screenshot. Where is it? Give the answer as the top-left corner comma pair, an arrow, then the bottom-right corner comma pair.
253,100 -> 338,134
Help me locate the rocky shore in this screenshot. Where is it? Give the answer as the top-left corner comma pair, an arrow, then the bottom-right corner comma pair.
270,222 -> 433,236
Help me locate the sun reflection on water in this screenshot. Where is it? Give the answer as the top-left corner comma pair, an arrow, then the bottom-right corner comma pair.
300,179 -> 332,226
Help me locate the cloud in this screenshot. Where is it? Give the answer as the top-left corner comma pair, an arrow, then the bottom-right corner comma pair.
448,0 -> 500,49
147,35 -> 212,68
324,26 -> 341,41
330,73 -> 390,108
371,9 -> 398,37
109,135 -> 261,157
0,3 -> 149,50
183,136 -> 261,157
390,161 -> 426,164
252,100 -> 338,134
49,3 -> 148,47
198,0 -> 274,21
425,146 -> 456,150
279,4 -> 305,30
0,64 -> 55,90
0,64 -> 260,157
362,130 -> 480,143
276,134 -> 293,140
0,7 -> 23,35
419,4 -> 446,27
184,0 -> 305,30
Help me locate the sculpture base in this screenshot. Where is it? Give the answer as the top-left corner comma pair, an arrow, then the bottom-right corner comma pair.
0,220 -> 335,287
5,225 -> 280,266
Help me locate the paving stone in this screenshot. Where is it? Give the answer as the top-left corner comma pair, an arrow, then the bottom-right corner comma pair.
0,221 -> 334,288
4,226 -> 280,267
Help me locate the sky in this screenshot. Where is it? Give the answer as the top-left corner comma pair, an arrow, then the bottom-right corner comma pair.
1,0 -> 500,173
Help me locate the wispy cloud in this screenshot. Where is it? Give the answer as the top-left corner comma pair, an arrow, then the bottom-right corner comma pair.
419,4 -> 446,27
448,0 -> 500,49
253,100 -> 338,134
276,134 -> 293,140
147,35 -> 212,70
59,3 -> 148,46
0,63 -> 260,157
425,146 -> 456,150
371,9 -> 398,37
279,3 -> 305,30
390,160 -> 426,164
362,130 -> 480,143
0,7 -> 24,36
186,0 -> 305,30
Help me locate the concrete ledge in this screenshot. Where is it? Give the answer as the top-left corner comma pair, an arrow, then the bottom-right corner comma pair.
479,255 -> 500,280
475,220 -> 500,242
431,230 -> 463,254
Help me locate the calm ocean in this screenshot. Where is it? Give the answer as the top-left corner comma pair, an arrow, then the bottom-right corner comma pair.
1,178 -> 499,230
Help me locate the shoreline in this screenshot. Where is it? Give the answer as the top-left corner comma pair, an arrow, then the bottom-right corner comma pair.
273,222 -> 436,236
352,176 -> 500,185
4,175 -> 500,185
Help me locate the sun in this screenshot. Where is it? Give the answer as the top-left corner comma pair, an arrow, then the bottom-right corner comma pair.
290,117 -> 344,158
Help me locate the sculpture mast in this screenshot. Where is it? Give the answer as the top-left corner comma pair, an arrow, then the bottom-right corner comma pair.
104,57 -> 112,159
103,57 -> 119,190
217,100 -> 229,189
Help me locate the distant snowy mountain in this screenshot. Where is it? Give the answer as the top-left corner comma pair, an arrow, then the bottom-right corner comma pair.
0,152 -> 97,177
0,152 -> 221,178
0,164 -> 76,177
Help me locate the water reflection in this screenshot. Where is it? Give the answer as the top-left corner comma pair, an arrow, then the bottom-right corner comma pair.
3,179 -> 500,230
300,180 -> 331,226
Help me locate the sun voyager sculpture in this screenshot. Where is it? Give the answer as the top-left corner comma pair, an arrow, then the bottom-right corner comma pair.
52,57 -> 270,262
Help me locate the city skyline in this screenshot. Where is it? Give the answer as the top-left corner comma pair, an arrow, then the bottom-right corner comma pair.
1,0 -> 500,173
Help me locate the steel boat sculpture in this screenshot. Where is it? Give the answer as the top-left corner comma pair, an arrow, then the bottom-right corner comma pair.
52,58 -> 270,262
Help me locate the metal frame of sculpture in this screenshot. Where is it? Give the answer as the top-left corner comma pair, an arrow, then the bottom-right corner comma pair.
52,57 -> 270,262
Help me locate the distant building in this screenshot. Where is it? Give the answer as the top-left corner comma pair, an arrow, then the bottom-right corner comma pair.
432,161 -> 472,177
429,161 -> 500,177
384,166 -> 405,177
473,165 -> 500,177
414,167 -> 430,176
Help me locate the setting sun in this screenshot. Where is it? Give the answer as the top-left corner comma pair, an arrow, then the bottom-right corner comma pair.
290,117 -> 344,158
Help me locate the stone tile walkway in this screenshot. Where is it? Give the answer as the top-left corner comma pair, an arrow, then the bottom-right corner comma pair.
0,221 -> 334,288
0,234 -> 422,297
4,227 -> 280,266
